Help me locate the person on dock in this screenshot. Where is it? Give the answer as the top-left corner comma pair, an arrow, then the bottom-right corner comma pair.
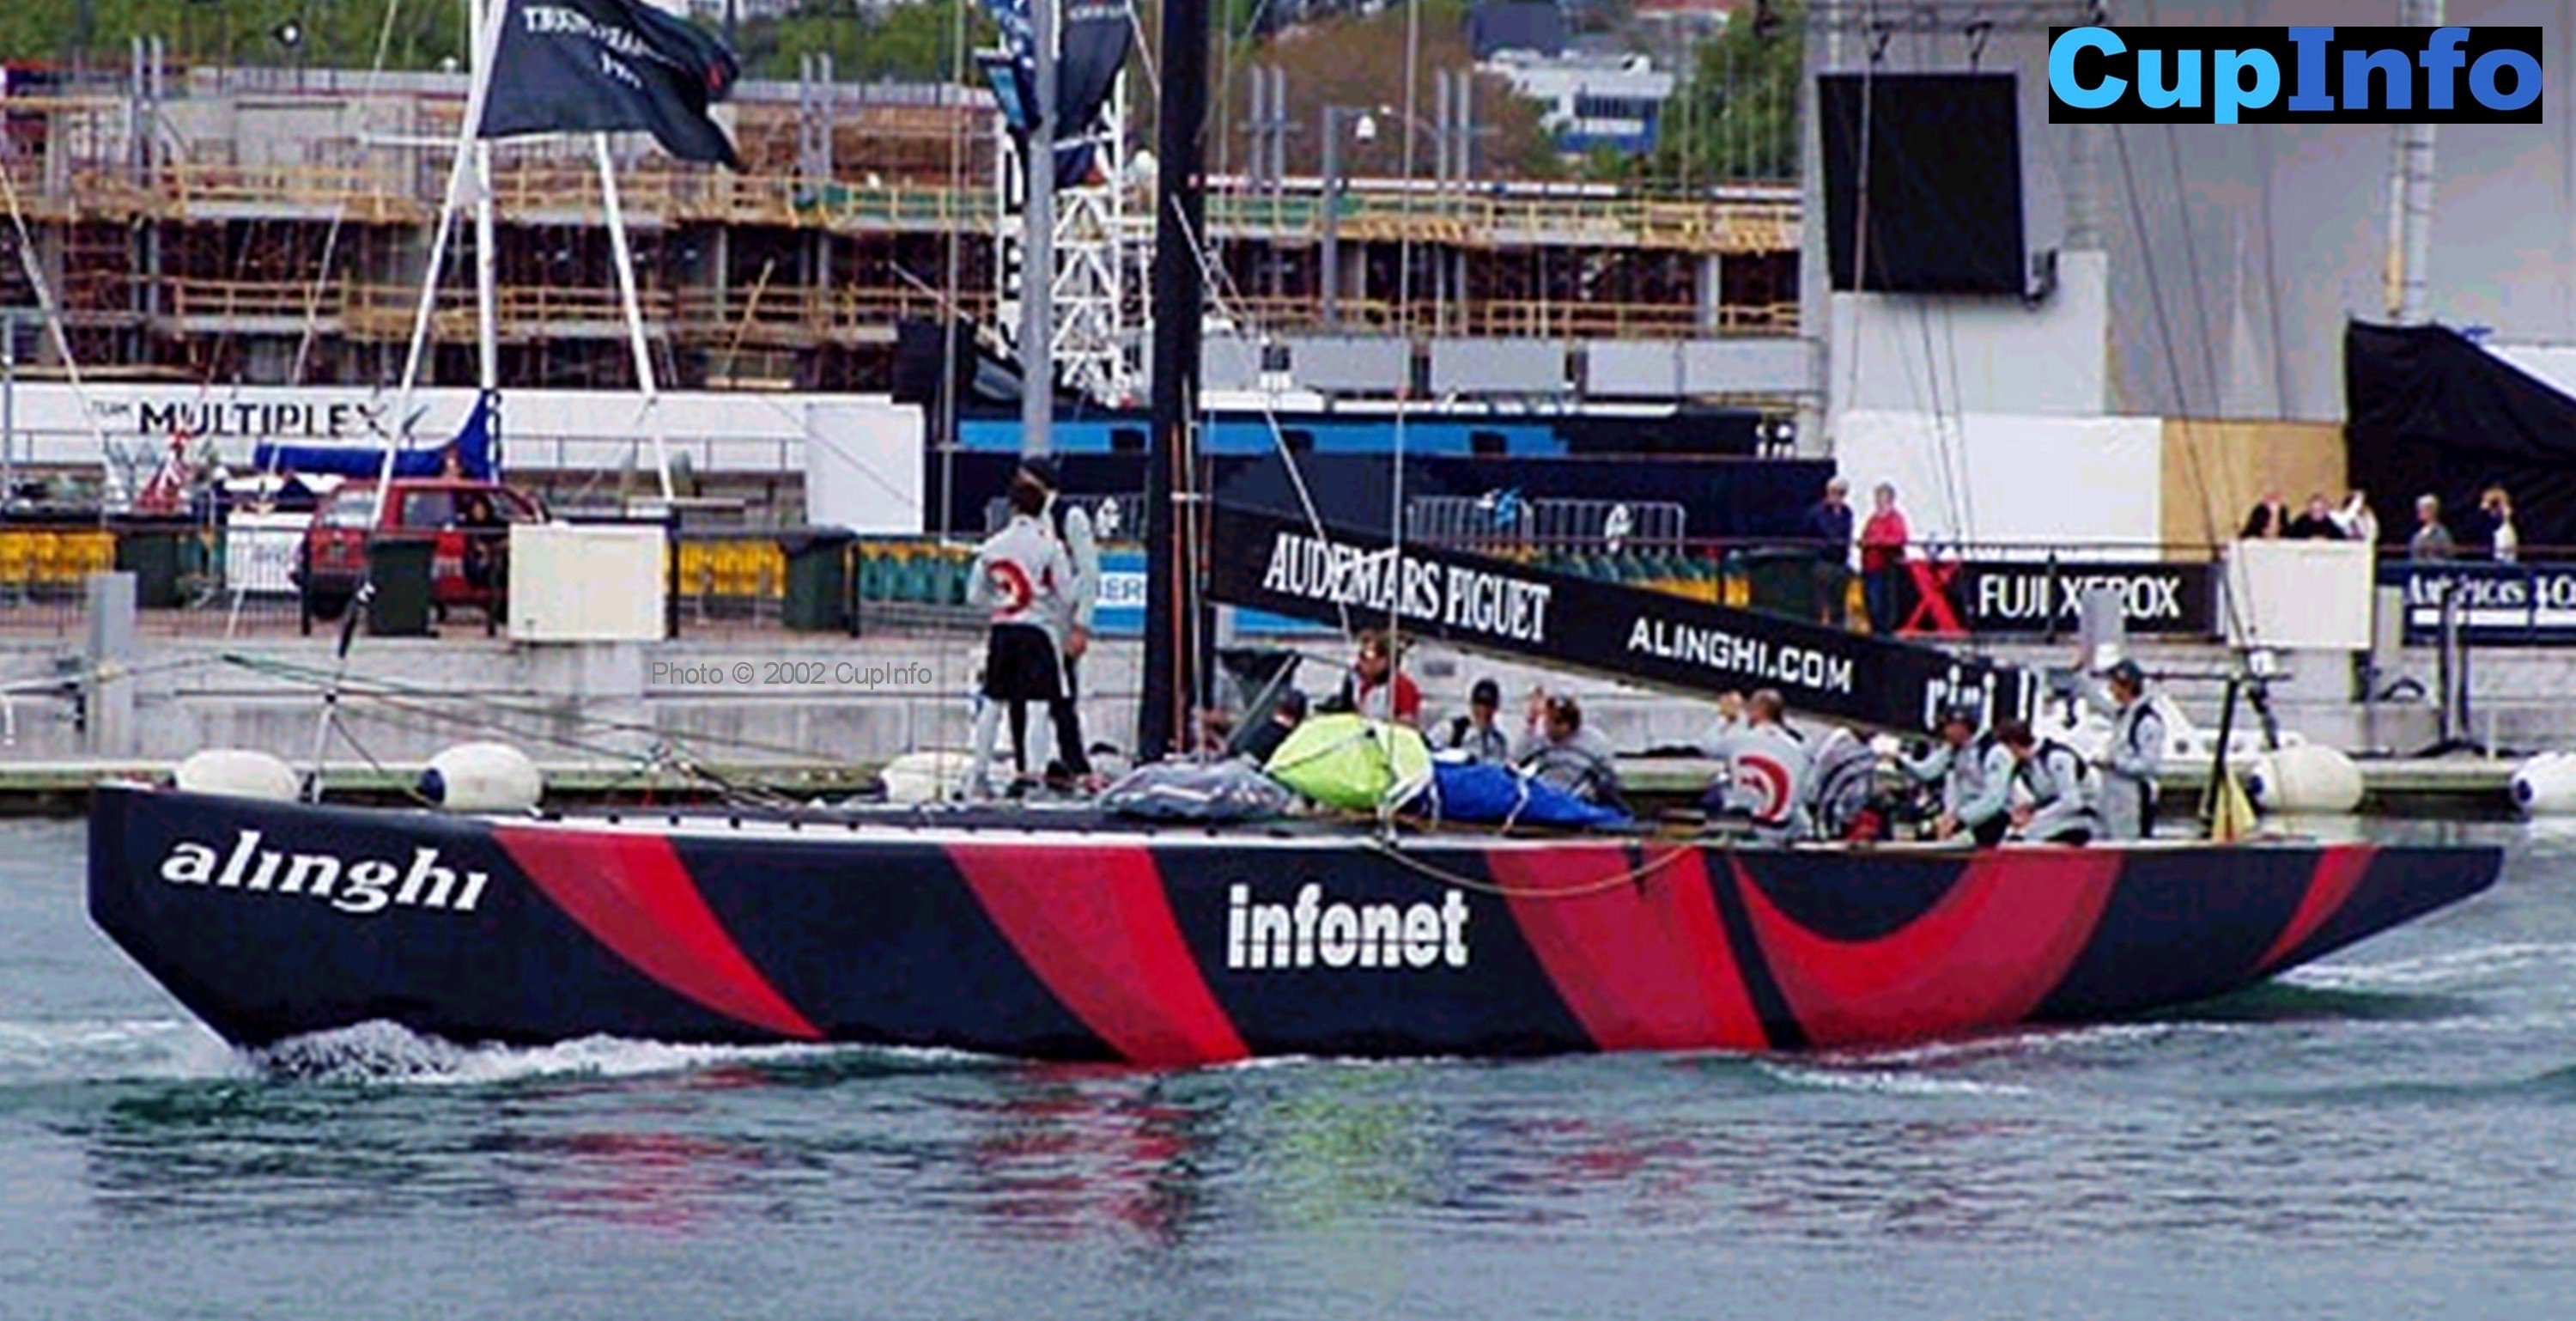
2287,494 -> 2340,539
2087,659 -> 2165,841
1999,719 -> 2098,846
1514,691 -> 1624,809
1897,703 -> 2014,847
1803,478 -> 1856,628
2409,494 -> 2457,561
1859,483 -> 1909,636
965,472 -> 1074,797
1703,688 -> 1812,843
1327,629 -> 1422,727
1018,459 -> 1097,786
2242,490 -> 2291,539
1439,678 -> 1511,764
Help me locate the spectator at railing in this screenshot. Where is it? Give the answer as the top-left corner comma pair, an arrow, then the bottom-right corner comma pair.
2476,486 -> 2520,563
2409,494 -> 2456,562
2330,490 -> 2380,545
2287,493 -> 2340,539
2241,490 -> 2291,539
1859,483 -> 1909,636
1801,478 -> 1854,628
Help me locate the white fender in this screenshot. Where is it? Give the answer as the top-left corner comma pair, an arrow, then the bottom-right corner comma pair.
417,742 -> 544,813
2245,745 -> 2366,816
2511,752 -> 2576,817
880,749 -> 975,805
173,749 -> 301,802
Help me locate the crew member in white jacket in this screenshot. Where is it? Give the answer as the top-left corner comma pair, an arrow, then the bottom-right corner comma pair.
965,473 -> 1073,795
1019,459 -> 1097,783
1997,718 -> 2098,845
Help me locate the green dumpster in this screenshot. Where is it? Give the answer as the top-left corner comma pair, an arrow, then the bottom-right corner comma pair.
115,528 -> 187,609
1738,548 -> 1819,621
366,537 -> 436,636
780,529 -> 855,632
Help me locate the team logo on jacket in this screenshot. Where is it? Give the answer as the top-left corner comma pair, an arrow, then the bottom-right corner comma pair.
1225,883 -> 1470,971
157,830 -> 491,916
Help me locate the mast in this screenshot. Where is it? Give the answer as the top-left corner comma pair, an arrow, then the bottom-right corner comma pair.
1141,0 -> 1208,760
1020,0 -> 1056,458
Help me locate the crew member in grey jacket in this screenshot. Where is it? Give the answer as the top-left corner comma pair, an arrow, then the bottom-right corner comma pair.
2086,659 -> 2165,841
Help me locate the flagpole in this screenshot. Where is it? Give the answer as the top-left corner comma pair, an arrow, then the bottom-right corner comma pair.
384,0 -> 509,498
596,131 -> 677,505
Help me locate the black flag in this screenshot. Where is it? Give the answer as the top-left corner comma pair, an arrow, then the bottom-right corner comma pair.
477,0 -> 742,168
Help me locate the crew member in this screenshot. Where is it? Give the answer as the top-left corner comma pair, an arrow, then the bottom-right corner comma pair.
965,472 -> 1073,797
2087,659 -> 2164,841
1018,459 -> 1097,785
1513,691 -> 1624,809
1898,703 -> 2014,846
1329,628 -> 1422,726
1704,688 -> 1811,843
1240,688 -> 1308,766
1440,679 -> 1511,764
1998,718 -> 2097,845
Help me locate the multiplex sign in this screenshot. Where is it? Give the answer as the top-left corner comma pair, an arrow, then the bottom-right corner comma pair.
1909,560 -> 2216,637
2049,26 -> 2543,125
1206,504 -> 2040,734
2385,563 -> 2576,645
91,396 -> 391,440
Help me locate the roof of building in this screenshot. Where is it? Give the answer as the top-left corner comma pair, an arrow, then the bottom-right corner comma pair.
1467,2 -> 1569,58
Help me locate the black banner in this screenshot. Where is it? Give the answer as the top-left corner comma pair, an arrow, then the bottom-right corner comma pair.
1208,504 -> 2040,734
2382,561 -> 2576,644
1911,559 -> 2217,636
479,0 -> 742,167
978,0 -> 1133,187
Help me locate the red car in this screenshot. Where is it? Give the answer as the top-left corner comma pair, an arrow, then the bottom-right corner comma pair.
296,478 -> 545,624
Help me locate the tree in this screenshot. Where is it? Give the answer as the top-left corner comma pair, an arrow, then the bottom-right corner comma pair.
1652,2 -> 1802,189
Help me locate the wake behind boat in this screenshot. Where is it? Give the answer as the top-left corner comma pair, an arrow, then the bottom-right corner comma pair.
88,783 -> 2498,1062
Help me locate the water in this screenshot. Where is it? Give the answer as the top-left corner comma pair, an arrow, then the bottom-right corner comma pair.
4,819 -> 2573,1319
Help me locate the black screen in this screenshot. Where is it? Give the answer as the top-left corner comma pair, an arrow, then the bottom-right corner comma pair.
1819,72 -> 2026,295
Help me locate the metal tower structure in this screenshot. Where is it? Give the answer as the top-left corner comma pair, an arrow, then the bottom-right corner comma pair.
994,71 -> 1145,408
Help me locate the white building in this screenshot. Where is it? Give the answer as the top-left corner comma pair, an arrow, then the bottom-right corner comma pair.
1480,50 -> 1676,155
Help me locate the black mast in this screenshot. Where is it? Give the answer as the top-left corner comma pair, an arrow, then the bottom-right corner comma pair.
1141,0 -> 1208,761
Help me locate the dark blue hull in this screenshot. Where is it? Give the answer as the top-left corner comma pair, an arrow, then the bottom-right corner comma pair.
87,785 -> 2500,1064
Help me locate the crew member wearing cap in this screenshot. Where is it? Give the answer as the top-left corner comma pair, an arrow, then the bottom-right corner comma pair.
1439,679 -> 1511,764
1015,458 -> 1097,784
1896,702 -> 2014,846
2087,659 -> 2164,841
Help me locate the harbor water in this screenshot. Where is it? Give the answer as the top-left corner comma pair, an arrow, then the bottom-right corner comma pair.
3,817 -> 2573,1319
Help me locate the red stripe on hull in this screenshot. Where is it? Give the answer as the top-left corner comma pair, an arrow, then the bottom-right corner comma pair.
949,843 -> 1249,1067
2257,843 -> 2381,971
491,827 -> 823,1040
1492,844 -> 1766,1053
1737,851 -> 2121,1048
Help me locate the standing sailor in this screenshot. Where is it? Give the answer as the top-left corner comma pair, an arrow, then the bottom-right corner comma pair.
1998,718 -> 2098,845
1898,703 -> 2014,846
1018,459 -> 1097,785
966,472 -> 1074,796
2087,659 -> 2165,841
1704,689 -> 1812,843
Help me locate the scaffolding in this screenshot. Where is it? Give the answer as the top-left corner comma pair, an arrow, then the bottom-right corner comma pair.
0,58 -> 1802,398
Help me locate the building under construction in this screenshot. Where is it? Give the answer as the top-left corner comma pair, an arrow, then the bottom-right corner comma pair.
0,55 -> 1800,407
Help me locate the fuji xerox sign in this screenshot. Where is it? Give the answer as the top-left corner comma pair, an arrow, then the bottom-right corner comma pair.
2049,25 -> 2543,125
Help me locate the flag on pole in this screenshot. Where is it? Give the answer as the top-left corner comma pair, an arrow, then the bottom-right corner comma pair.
978,0 -> 1133,187
477,0 -> 743,168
